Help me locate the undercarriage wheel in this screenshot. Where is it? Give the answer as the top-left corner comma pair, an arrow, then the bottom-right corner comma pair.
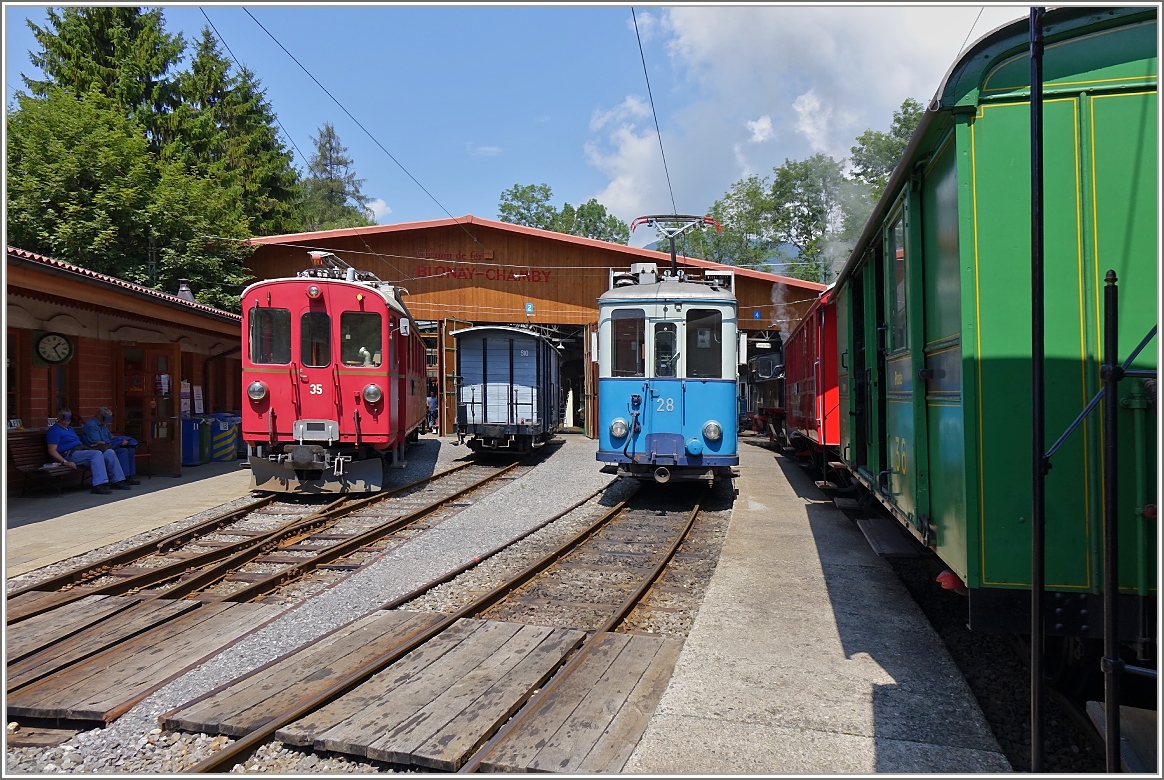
1044,635 -> 1102,699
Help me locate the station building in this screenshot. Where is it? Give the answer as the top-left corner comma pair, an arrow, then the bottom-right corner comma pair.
5,246 -> 243,479
246,215 -> 826,436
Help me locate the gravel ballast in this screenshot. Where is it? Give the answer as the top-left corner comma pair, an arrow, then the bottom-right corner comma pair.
6,434 -> 621,774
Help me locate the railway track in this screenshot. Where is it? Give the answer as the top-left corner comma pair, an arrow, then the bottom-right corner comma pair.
3,458 -> 535,725
160,483 -> 713,773
6,460 -> 513,621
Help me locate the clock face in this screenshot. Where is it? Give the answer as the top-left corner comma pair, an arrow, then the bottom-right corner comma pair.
36,333 -> 74,364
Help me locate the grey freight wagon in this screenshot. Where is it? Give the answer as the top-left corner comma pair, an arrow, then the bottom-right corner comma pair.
452,326 -> 562,454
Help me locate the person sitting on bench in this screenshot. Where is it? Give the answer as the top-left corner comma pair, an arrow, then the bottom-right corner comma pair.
81,406 -> 140,485
46,408 -> 132,495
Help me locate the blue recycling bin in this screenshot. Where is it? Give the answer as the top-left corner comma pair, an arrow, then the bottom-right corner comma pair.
181,417 -> 207,466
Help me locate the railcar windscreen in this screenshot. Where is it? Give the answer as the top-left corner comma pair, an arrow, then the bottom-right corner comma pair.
341,312 -> 382,367
612,309 -> 645,377
300,312 -> 331,367
686,309 -> 723,378
250,308 -> 291,364
654,322 -> 678,377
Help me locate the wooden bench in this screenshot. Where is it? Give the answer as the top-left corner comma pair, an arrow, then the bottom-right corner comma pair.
6,429 -> 91,496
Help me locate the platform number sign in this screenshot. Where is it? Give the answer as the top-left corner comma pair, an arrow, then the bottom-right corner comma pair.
525,302 -> 534,315
753,309 -> 761,320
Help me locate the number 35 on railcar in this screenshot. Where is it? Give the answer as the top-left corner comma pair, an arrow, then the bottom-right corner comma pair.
241,252 -> 428,493
596,262 -> 740,484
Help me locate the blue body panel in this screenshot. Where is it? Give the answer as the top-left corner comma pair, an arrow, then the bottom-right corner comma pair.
596,377 -> 738,466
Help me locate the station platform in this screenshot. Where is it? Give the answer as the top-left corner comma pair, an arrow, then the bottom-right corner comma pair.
625,436 -> 1011,773
4,460 -> 252,577
3,435 -> 1012,772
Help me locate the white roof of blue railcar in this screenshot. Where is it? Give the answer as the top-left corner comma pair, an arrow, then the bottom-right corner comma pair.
450,325 -> 563,350
598,278 -> 737,305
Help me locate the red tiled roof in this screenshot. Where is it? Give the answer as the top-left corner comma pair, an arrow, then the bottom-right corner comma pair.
6,246 -> 241,322
247,214 -> 827,292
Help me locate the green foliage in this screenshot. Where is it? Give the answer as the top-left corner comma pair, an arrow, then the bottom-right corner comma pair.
684,175 -> 773,269
498,184 -> 629,244
300,122 -> 375,231
6,86 -> 253,308
497,183 -> 558,231
850,97 -> 924,202
173,28 -> 302,236
25,7 -> 185,151
695,97 -> 923,284
8,9 -> 326,310
553,199 -> 630,244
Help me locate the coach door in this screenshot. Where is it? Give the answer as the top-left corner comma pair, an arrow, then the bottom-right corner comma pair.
644,316 -> 683,461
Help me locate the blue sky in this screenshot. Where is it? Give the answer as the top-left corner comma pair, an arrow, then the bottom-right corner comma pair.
4,4 -> 1029,247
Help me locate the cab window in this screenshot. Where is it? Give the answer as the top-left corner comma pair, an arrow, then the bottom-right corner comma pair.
250,308 -> 291,365
612,309 -> 645,377
686,309 -> 722,378
300,312 -> 331,367
889,217 -> 908,350
654,322 -> 678,377
341,312 -> 382,366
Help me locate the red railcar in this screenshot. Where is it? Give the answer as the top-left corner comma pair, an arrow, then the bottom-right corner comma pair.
783,287 -> 839,465
241,252 -> 427,493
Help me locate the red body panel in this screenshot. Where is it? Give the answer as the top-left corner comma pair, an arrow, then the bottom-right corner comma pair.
240,278 -> 426,450
784,289 -> 838,451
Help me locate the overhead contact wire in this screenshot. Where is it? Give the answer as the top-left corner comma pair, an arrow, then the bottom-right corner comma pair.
241,8 -> 486,253
632,8 -> 677,214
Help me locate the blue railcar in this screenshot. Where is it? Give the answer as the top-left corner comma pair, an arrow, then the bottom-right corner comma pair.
453,325 -> 562,454
595,263 -> 739,484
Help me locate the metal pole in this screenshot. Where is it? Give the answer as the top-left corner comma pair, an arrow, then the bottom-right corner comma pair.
1101,270 -> 1123,773
669,233 -> 678,278
1028,7 -> 1047,774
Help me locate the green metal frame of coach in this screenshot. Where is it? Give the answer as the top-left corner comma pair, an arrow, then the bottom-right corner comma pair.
833,7 -> 1157,638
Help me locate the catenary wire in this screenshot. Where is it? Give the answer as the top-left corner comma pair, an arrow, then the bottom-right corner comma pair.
240,7 -> 486,253
198,8 -> 307,166
631,8 -> 677,214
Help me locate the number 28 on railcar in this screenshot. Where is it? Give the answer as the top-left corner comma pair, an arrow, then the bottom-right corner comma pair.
596,262 -> 740,484
241,252 -> 428,493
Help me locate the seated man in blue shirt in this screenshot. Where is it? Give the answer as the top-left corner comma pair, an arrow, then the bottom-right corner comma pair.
45,408 -> 132,495
80,406 -> 140,485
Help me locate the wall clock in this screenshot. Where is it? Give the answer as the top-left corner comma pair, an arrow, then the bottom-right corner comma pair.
35,332 -> 75,365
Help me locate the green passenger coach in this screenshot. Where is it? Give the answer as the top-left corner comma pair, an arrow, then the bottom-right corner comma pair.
833,7 -> 1157,642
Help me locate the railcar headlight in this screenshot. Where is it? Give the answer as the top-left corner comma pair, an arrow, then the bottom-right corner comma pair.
362,383 -> 383,403
703,421 -> 722,441
610,418 -> 629,438
307,285 -> 321,298
247,381 -> 268,401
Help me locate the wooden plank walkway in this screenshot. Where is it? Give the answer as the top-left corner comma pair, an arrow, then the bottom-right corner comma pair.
7,598 -> 201,692
6,588 -> 104,623
5,594 -> 141,663
161,610 -> 444,736
6,601 -> 278,723
276,619 -> 586,770
477,632 -> 683,773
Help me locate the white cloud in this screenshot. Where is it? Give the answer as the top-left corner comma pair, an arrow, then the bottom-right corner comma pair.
368,198 -> 392,223
590,95 -> 650,132
465,142 -> 501,157
745,115 -> 773,144
583,6 -> 1027,221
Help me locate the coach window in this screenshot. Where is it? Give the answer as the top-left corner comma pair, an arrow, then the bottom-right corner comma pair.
889,217 -> 908,350
341,312 -> 382,367
300,312 -> 331,367
686,309 -> 723,379
612,309 -> 645,377
654,322 -> 678,377
250,308 -> 291,364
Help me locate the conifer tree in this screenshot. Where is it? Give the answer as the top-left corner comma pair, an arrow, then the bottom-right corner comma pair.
301,123 -> 375,231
